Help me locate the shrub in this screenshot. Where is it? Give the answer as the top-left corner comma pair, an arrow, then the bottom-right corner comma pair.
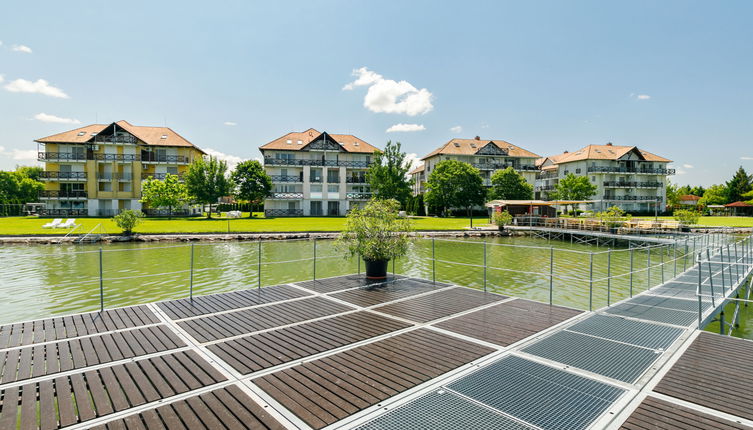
113,210 -> 144,235
597,206 -> 631,228
673,209 -> 700,226
337,199 -> 413,262
492,210 -> 513,227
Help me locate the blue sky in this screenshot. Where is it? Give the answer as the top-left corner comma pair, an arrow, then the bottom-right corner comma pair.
1,0 -> 751,186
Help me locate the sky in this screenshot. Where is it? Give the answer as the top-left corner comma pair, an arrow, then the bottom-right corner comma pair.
0,0 -> 751,186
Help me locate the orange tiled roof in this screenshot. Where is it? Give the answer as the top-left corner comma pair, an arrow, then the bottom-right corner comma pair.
554,144 -> 671,163
409,164 -> 425,175
421,138 -> 540,161
680,195 -> 701,201
35,120 -> 204,153
259,128 -> 378,154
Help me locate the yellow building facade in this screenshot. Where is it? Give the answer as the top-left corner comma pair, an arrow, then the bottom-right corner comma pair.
35,121 -> 205,216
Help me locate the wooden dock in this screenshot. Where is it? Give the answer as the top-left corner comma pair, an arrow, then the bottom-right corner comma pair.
0,234 -> 750,429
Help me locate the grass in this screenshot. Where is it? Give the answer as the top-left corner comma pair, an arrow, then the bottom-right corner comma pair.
0,214 -> 491,236
654,216 -> 753,228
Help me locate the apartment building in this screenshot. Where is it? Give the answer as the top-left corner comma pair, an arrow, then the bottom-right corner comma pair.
259,129 -> 379,216
535,143 -> 674,211
411,136 -> 540,195
35,120 -> 205,217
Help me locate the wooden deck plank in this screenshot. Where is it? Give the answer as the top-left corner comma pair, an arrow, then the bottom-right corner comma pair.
329,278 -> 442,307
372,287 -> 505,323
620,396 -> 753,429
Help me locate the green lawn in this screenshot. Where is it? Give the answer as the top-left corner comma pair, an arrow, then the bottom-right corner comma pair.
0,215 -> 491,236
654,216 -> 753,228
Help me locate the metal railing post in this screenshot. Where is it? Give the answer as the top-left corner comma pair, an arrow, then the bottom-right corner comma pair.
607,249 -> 612,306
258,239 -> 262,290
392,258 -> 396,277
358,256 -> 361,275
720,246 -> 726,291
734,242 -> 740,282
660,244 -> 665,284
673,241 -> 677,278
647,246 -> 652,290
706,248 -> 716,307
99,247 -> 104,313
589,252 -> 594,311
697,252 -> 702,327
483,239 -> 487,293
432,237 -> 436,285
549,247 -> 554,305
313,238 -> 317,281
629,248 -> 634,297
189,243 -> 195,302
683,238 -> 688,272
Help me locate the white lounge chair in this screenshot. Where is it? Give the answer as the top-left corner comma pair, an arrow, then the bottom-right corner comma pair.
42,218 -> 63,228
57,219 -> 79,229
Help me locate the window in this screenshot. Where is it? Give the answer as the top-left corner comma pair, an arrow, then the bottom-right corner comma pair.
297,140 -> 303,145
575,168 -> 581,174
310,201 -> 322,216
275,152 -> 294,160
119,183 -> 132,192
280,168 -> 288,176
160,135 -> 168,140
286,139 -> 292,144
71,147 -> 85,159
77,131 -> 86,136
310,184 -> 322,192
328,185 -> 339,193
98,182 -> 112,192
591,176 -> 596,181
327,201 -> 340,216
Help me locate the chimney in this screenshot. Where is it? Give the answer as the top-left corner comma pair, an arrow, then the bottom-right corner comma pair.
606,142 -> 613,146
474,136 -> 480,140
564,150 -> 569,154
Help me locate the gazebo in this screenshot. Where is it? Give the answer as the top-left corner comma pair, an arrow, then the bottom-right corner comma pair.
724,201 -> 753,216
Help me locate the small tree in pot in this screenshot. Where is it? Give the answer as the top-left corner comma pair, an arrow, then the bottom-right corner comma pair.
492,210 -> 513,232
338,199 -> 413,279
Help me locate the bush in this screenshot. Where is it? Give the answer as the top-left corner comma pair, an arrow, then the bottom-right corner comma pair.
674,209 -> 700,226
113,210 -> 145,235
597,206 -> 631,228
337,199 -> 413,262
492,210 -> 513,227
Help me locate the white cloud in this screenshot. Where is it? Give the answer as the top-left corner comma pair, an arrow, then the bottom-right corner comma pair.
450,125 -> 462,133
34,113 -> 81,124
404,153 -> 422,178
223,121 -> 237,126
0,75 -> 4,83
741,156 -> 753,161
344,67 -> 434,116
637,94 -> 651,100
12,45 -> 32,54
203,148 -> 244,171
386,123 -> 425,133
4,78 -> 69,98
682,163 -> 694,169
0,146 -> 40,164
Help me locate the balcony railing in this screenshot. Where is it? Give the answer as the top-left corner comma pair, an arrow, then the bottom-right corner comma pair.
264,157 -> 371,168
603,181 -> 663,188
269,192 -> 304,199
270,175 -> 302,183
536,171 -> 559,180
142,209 -> 191,217
264,209 -> 304,217
39,171 -> 87,180
93,135 -> 137,144
471,163 -> 538,171
39,190 -> 88,199
141,173 -> 184,180
310,177 -> 323,183
38,152 -> 88,162
97,173 -> 134,181
604,195 -> 661,201
588,166 -> 675,175
140,154 -> 189,164
93,153 -> 140,162
346,192 -> 372,200
535,185 -> 556,192
40,208 -> 88,217
346,176 -> 368,183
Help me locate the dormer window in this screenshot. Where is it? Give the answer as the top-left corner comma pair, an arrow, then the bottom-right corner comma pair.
77,131 -> 86,136
160,135 -> 168,139
297,140 -> 303,145
286,139 -> 292,144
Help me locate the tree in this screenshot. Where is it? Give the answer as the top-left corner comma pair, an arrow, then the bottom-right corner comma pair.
690,185 -> 706,197
0,171 -> 44,204
113,209 -> 144,235
185,156 -> 231,218
140,174 -> 188,219
666,182 -> 680,208
489,167 -> 533,200
699,184 -> 728,206
366,141 -> 412,205
742,189 -> 753,205
550,173 -> 597,214
425,160 -> 486,223
725,166 -> 752,203
16,166 -> 43,181
231,160 -> 272,217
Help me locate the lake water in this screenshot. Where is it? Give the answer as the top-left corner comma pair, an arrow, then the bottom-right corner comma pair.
0,236 -> 701,326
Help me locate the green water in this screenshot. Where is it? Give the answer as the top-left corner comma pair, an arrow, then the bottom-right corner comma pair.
0,236 -> 695,325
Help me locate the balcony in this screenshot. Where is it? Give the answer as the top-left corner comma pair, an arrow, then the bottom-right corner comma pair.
346,192 -> 372,200
264,209 -> 304,217
270,175 -> 302,183
39,171 -> 87,181
346,176 -> 368,184
39,190 -> 88,199
40,208 -> 88,217
536,171 -> 559,180
604,195 -> 660,201
471,163 -> 538,171
141,173 -> 184,180
603,181 -> 663,188
97,173 -> 134,181
327,176 -> 340,184
141,153 -> 189,164
269,192 -> 304,199
38,152 -> 88,162
588,166 -> 675,175
142,209 -> 191,217
93,135 -> 137,144
94,153 -> 140,162
535,185 -> 556,192
264,157 -> 371,168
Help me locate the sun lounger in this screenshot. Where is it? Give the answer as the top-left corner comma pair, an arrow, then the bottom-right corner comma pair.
42,218 -> 62,228
57,219 -> 79,229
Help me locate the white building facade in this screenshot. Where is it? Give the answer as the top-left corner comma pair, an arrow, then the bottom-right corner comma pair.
535,144 -> 675,212
260,129 -> 379,216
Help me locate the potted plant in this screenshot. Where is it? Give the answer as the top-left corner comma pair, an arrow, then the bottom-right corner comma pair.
338,199 -> 413,279
598,206 -> 631,233
492,210 -> 513,232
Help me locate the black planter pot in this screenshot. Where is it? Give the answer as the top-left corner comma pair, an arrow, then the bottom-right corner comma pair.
364,259 -> 389,279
